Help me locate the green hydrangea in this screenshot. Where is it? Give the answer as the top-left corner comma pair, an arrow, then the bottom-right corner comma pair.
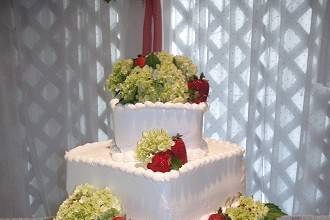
106,52 -> 196,104
225,196 -> 269,220
173,55 -> 197,80
156,51 -> 175,64
136,129 -> 173,164
119,65 -> 159,103
154,60 -> 189,103
106,58 -> 134,94
55,184 -> 122,220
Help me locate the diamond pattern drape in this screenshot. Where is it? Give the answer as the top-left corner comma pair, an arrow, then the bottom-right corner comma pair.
163,0 -> 330,215
0,0 -> 329,218
1,0 -> 147,217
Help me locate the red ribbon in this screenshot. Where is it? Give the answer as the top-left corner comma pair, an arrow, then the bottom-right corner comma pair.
142,0 -> 162,55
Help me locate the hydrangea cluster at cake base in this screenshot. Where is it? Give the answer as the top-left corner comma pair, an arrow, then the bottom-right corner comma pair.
206,193 -> 286,220
55,183 -> 286,220
55,184 -> 125,220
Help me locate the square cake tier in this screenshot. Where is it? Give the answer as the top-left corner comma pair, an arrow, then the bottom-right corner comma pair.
65,139 -> 245,220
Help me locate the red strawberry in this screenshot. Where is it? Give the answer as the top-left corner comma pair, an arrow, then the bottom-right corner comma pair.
193,94 -> 208,104
188,72 -> 209,103
171,134 -> 188,164
208,213 -> 225,220
147,150 -> 172,172
134,54 -> 146,68
113,216 -> 126,220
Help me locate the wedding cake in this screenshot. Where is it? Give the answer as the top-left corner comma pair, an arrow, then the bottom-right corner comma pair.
64,52 -> 245,220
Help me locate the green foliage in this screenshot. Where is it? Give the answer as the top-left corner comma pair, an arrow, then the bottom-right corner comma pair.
171,156 -> 183,170
264,203 -> 287,220
146,53 -> 161,69
106,51 -> 197,104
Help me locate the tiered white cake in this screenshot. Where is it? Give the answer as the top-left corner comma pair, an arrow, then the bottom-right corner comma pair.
65,100 -> 245,220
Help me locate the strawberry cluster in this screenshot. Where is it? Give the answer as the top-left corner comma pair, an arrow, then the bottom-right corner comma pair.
146,134 -> 188,173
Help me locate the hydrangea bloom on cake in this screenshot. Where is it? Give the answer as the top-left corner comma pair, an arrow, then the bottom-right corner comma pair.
208,194 -> 286,220
55,184 -> 123,220
136,129 -> 188,172
173,55 -> 198,80
106,51 -> 209,104
136,129 -> 173,164
225,196 -> 269,220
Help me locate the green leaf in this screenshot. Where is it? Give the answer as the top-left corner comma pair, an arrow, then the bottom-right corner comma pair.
173,57 -> 179,69
132,58 -> 138,68
187,89 -> 199,103
97,208 -> 119,220
119,86 -> 138,104
154,81 -> 165,94
146,53 -> 161,69
171,156 -> 183,170
264,203 -> 287,220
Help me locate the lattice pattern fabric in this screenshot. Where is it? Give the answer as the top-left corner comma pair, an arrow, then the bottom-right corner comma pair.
0,0 -> 329,218
163,0 -> 330,215
0,0 -> 117,217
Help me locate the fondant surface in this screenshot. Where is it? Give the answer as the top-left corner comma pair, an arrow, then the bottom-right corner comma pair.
110,99 -> 208,153
66,139 -> 245,220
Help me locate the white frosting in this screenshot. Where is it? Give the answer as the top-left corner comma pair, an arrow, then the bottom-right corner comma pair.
66,139 -> 245,220
110,99 -> 208,153
111,148 -> 207,162
110,99 -> 208,111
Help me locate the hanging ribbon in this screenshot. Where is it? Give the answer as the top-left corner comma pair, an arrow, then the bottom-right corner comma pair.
142,0 -> 162,55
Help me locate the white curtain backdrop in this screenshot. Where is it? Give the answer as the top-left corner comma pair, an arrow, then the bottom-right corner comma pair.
0,0 -> 144,217
163,0 -> 330,215
0,0 -> 329,218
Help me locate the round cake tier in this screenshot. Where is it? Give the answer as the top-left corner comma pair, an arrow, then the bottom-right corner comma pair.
110,99 -> 208,153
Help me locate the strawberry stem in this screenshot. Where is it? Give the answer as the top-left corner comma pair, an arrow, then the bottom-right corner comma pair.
172,133 -> 182,140
200,72 -> 205,80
